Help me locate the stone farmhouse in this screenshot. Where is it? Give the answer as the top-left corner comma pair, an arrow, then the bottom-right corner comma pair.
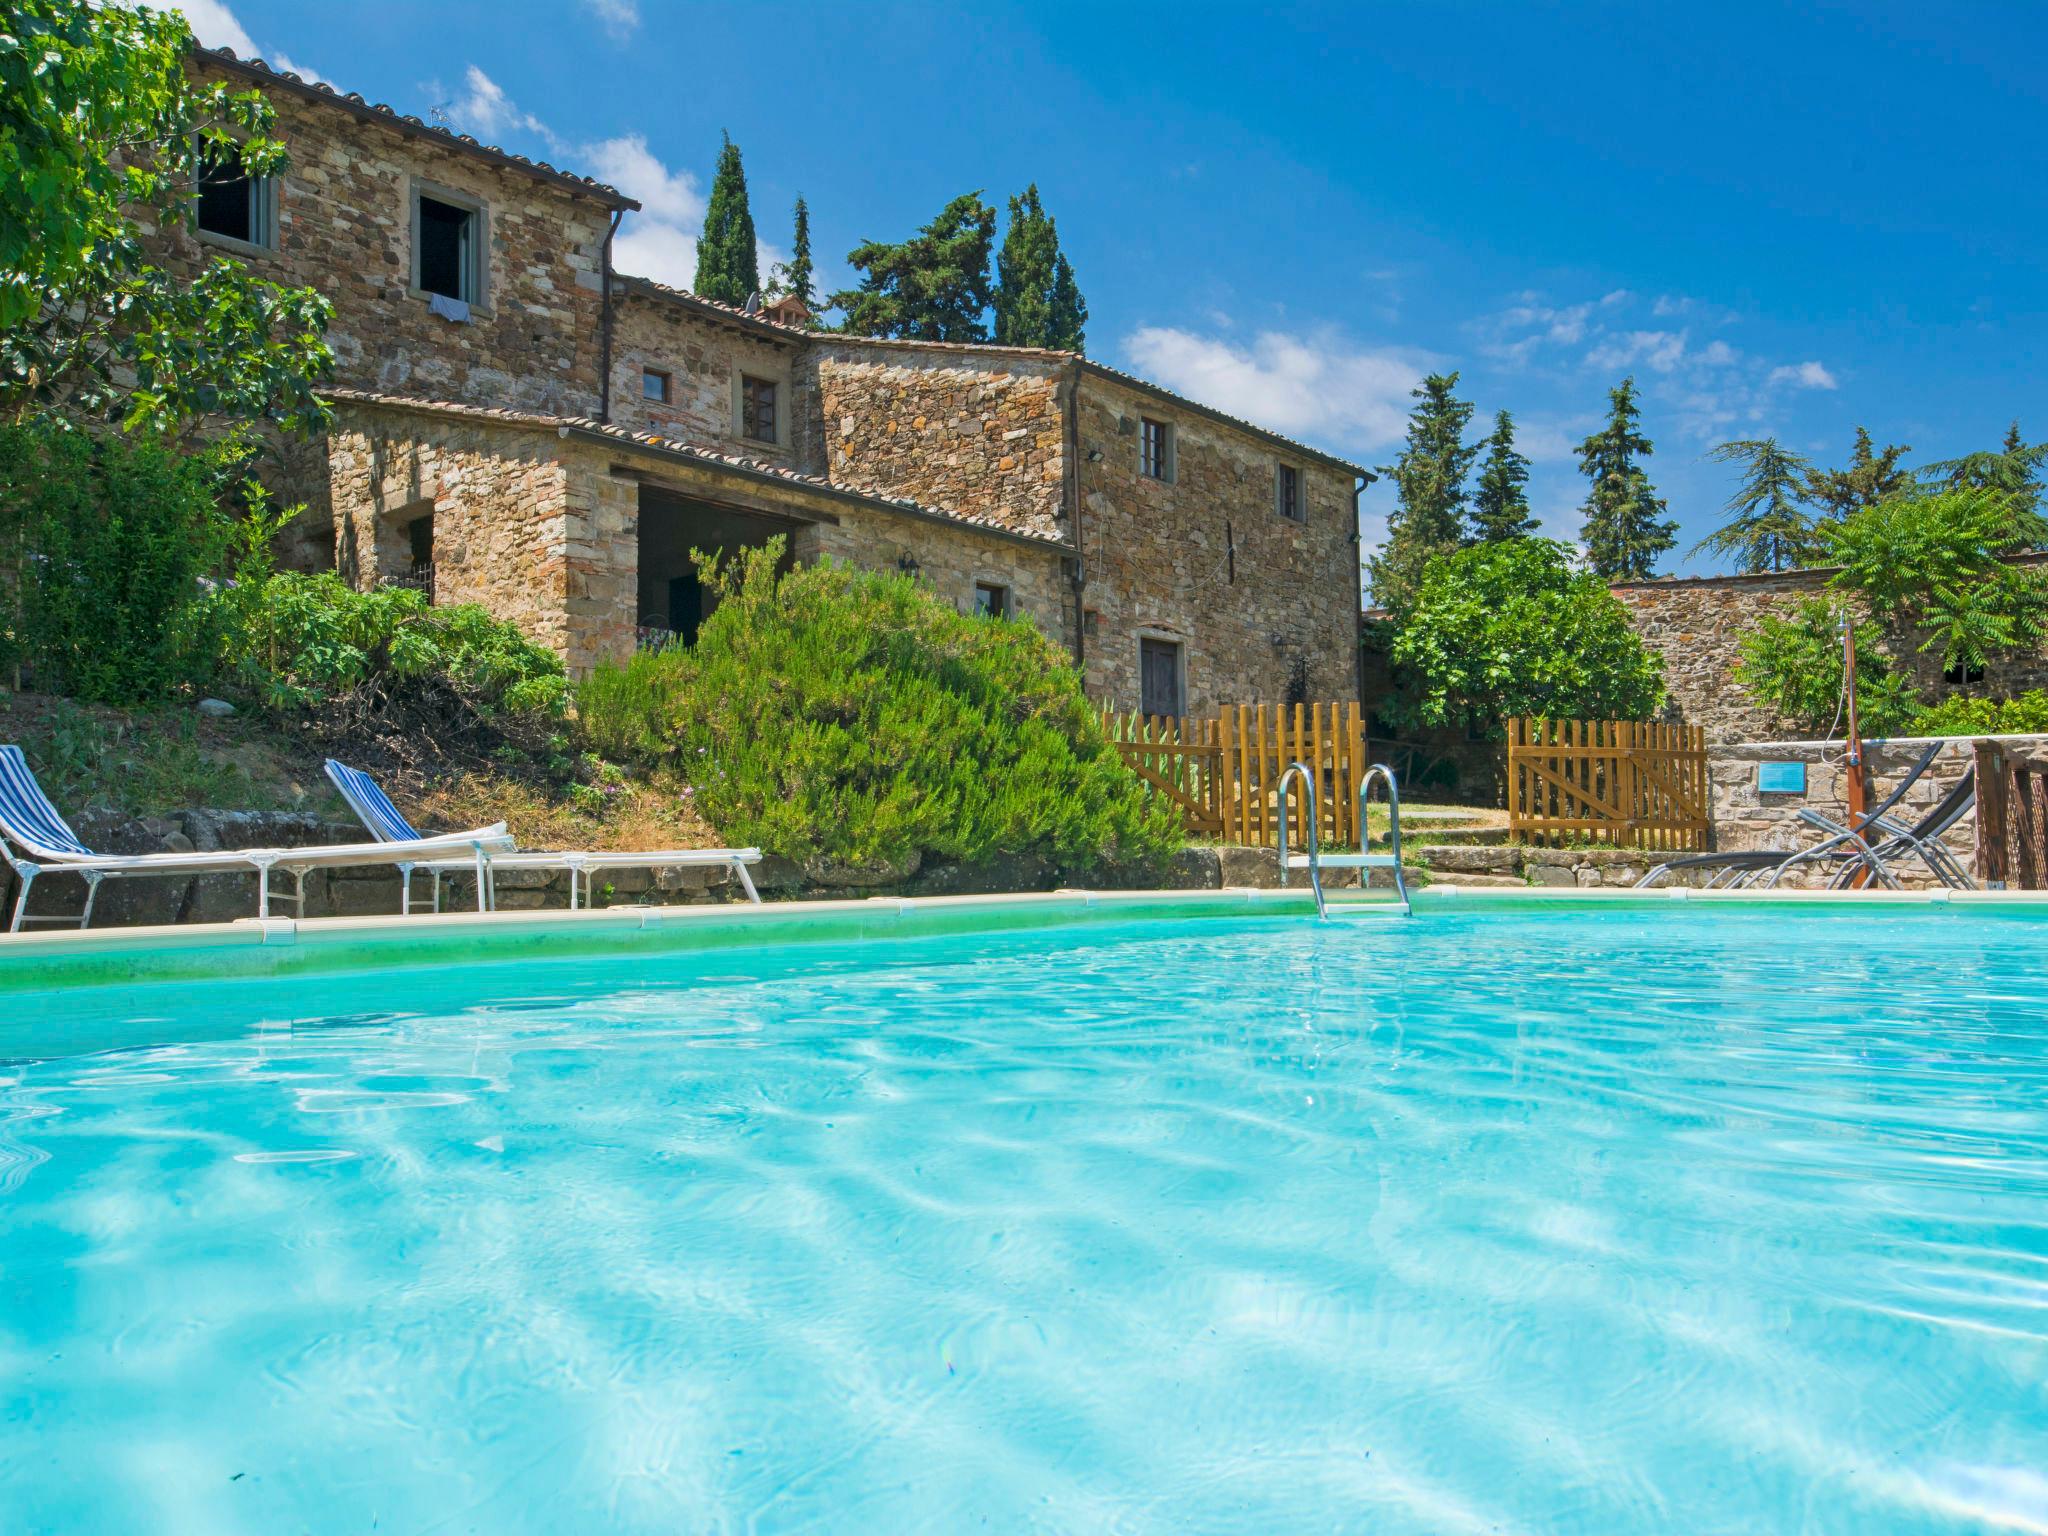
152,49 -> 1373,717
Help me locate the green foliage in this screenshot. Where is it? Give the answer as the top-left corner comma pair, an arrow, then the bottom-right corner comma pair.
1387,538 -> 1666,735
1369,371 -> 1479,613
216,573 -> 568,716
1470,409 -> 1535,542
1922,423 -> 2046,516
1699,437 -> 1817,573
1576,377 -> 1675,581
831,192 -> 997,342
1734,598 -> 1919,736
693,133 -> 760,306
1910,689 -> 2048,737
0,0 -> 332,433
765,195 -> 815,314
1802,426 -> 1911,525
993,185 -> 1087,352
578,540 -> 1179,875
0,418 -> 236,702
1821,487 -> 2048,674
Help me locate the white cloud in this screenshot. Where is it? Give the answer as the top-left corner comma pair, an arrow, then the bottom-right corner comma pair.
1585,328 -> 1689,374
452,65 -> 552,143
165,0 -> 255,55
1768,360 -> 1839,390
1122,327 -> 1430,455
580,0 -> 641,37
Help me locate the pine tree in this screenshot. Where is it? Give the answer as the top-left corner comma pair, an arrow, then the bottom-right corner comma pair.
1367,372 -> 1479,611
1576,377 -> 1675,581
767,195 -> 815,313
1470,409 -> 1536,542
829,192 -> 997,342
693,132 -> 759,306
1699,438 -> 1816,572
993,185 -> 1087,351
1802,426 -> 1912,522
1926,422 -> 2048,518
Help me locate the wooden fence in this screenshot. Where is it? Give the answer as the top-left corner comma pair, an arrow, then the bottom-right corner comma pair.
1973,737 -> 2048,888
1506,717 -> 1709,851
1099,702 -> 1372,846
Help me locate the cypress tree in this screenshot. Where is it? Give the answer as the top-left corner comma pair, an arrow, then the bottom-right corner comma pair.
830,192 -> 996,342
694,132 -> 759,306
1699,438 -> 1816,572
1470,409 -> 1536,542
994,185 -> 1087,351
1576,377 -> 1676,581
768,195 -> 815,313
1367,372 -> 1479,612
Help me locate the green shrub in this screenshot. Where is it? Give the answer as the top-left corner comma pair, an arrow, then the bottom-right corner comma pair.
1734,597 -> 1922,736
1387,538 -> 1665,733
580,541 -> 1180,876
1911,689 -> 2048,737
216,571 -> 567,715
0,418 -> 235,702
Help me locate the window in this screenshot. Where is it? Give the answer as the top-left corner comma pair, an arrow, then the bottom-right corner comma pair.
740,375 -> 779,443
1139,417 -> 1173,480
1946,657 -> 1987,686
973,581 -> 1010,619
1275,463 -> 1304,522
194,144 -> 274,251
411,185 -> 484,306
1139,636 -> 1185,717
642,368 -> 671,404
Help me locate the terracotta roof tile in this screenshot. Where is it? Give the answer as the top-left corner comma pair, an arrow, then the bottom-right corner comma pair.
320,389 -> 1073,551
194,48 -> 640,210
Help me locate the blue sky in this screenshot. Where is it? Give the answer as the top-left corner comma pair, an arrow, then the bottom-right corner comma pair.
184,0 -> 2046,578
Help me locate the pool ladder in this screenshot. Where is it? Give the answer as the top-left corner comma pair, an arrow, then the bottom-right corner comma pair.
1275,761 -> 1411,920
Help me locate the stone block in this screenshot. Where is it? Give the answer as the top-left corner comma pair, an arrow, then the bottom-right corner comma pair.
1528,865 -> 1576,887
1215,844 -> 1282,887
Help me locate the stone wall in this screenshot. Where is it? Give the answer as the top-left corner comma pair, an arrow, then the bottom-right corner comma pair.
810,348 -> 1067,540
1704,733 -> 2022,887
610,291 -> 808,467
1614,559 -> 2048,741
803,508 -> 1072,641
1075,375 -> 1360,713
160,62 -> 616,416
329,415 -> 576,659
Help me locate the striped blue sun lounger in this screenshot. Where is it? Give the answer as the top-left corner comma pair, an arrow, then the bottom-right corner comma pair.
0,745 -> 513,932
323,759 -> 762,912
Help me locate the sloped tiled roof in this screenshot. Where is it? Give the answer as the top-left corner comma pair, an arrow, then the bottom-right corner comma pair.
194,48 -> 640,211
320,389 -> 1074,551
617,279 -> 1371,477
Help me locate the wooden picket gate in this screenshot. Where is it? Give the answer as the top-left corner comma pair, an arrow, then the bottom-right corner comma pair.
1098,701 -> 1371,846
1973,737 -> 2048,888
1506,717 -> 1709,851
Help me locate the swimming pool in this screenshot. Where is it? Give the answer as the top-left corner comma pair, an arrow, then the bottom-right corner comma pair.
3,893 -> 2045,1533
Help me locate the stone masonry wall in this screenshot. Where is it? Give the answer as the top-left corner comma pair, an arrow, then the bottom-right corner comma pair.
802,510 -> 1071,641
1705,733 -> 2019,887
158,63 -> 615,415
809,349 -> 1067,540
609,293 -> 808,468
329,414 -> 575,659
1075,376 -> 1359,714
1615,561 -> 2048,741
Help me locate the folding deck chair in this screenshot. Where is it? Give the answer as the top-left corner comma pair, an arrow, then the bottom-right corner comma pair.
323,759 -> 763,912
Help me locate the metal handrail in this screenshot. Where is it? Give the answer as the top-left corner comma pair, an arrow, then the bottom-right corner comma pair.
1360,762 -> 1411,912
1275,761 -> 1325,918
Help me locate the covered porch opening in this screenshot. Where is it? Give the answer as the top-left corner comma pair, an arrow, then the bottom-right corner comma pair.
635,489 -> 804,647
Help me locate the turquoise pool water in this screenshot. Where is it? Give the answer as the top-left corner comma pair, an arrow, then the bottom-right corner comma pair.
2,900 -> 2046,1533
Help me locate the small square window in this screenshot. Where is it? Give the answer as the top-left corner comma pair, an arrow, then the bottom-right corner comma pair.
1275,463 -> 1304,522
413,190 -> 482,305
195,144 -> 274,250
1140,417 -> 1172,480
741,375 -> 779,443
974,581 -> 1010,618
642,368 -> 671,403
